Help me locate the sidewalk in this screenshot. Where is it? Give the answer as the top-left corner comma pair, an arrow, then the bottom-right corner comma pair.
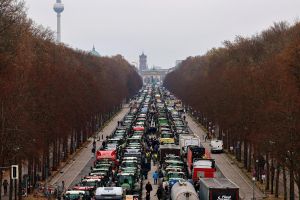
142,161 -> 159,200
48,105 -> 130,190
186,114 -> 264,200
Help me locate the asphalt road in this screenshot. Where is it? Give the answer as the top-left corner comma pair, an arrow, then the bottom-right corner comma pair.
186,114 -> 264,200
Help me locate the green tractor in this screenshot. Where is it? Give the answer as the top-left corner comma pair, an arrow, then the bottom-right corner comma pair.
117,171 -> 142,198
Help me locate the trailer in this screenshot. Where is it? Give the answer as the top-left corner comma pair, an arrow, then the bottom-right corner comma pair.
187,145 -> 206,172
199,178 -> 239,200
159,144 -> 180,159
171,180 -> 199,200
95,187 -> 123,200
191,159 -> 216,181
179,135 -> 200,156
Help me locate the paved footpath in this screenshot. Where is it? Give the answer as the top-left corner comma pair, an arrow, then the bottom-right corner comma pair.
186,114 -> 265,200
142,161 -> 159,200
48,105 -> 130,190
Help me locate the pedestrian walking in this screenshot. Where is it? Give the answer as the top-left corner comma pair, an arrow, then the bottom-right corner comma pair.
145,181 -> 153,195
154,143 -> 159,152
3,179 -> 8,195
146,192 -> 151,200
146,151 -> 151,163
61,180 -> 65,192
156,185 -> 163,200
142,168 -> 148,179
152,171 -> 159,185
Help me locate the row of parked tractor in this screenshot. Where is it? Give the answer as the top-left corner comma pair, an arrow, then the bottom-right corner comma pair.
63,87 -> 155,200
62,84 -> 240,200
153,87 -> 240,200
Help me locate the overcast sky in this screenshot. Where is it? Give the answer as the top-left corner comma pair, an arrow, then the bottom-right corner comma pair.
24,0 -> 300,68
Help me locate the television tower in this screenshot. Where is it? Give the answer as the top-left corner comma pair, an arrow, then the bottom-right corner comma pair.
53,0 -> 64,43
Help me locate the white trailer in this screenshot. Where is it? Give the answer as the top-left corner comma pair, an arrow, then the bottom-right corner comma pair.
179,135 -> 201,155
171,180 -> 199,200
95,187 -> 123,200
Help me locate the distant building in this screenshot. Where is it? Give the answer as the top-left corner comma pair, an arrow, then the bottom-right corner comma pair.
152,65 -> 162,70
139,52 -> 148,71
139,68 -> 168,84
90,45 -> 100,57
138,52 -> 169,84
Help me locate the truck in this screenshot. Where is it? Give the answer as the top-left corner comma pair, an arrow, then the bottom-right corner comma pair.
171,180 -> 199,200
191,159 -> 216,181
179,135 -> 201,156
187,145 -> 206,173
199,178 -> 239,200
159,144 -> 180,159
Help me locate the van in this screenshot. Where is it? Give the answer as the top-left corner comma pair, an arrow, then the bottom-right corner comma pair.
210,140 -> 223,153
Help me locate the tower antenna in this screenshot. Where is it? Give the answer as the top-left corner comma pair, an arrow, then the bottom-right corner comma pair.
53,0 -> 64,43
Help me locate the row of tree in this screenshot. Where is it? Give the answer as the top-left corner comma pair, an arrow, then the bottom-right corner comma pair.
0,0 -> 142,199
164,21 -> 300,199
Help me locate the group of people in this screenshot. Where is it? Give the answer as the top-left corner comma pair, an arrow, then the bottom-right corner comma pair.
145,180 -> 168,200
142,133 -> 172,200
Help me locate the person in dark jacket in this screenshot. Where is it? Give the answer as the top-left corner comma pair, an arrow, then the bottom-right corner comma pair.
3,179 -> 8,195
146,192 -> 151,200
145,181 -> 153,194
156,185 -> 163,200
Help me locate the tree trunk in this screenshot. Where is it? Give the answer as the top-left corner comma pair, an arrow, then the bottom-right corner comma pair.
41,152 -> 46,180
266,153 -> 270,191
63,137 -> 68,161
83,127 -> 87,143
275,164 -> 280,198
52,140 -> 57,170
57,138 -> 61,166
237,140 -> 242,162
76,129 -> 81,148
27,158 -> 32,193
18,162 -> 22,200
70,131 -> 74,155
100,114 -> 103,128
9,177 -> 13,200
295,176 -> 300,200
33,158 -> 37,186
46,145 -> 50,180
225,131 -> 229,151
244,140 -> 248,168
248,144 -> 252,172
0,167 -> 2,200
271,158 -> 275,194
290,166 -> 295,200
283,166 -> 287,200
